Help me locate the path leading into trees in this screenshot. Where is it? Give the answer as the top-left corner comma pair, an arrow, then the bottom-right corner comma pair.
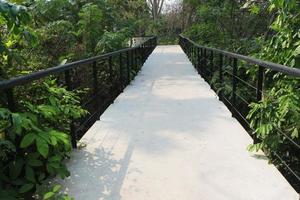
59,46 -> 298,199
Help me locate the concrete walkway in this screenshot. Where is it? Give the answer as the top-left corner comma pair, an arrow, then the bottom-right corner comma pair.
60,46 -> 298,200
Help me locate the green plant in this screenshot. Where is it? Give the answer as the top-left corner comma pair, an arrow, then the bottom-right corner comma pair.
247,80 -> 300,152
0,80 -> 87,199
247,0 -> 300,153
34,184 -> 73,200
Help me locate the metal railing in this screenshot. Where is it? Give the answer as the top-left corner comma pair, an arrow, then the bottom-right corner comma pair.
179,35 -> 300,192
0,36 -> 157,148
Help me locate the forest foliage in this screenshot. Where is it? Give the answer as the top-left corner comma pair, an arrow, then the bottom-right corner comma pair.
0,0 -> 154,199
0,0 -> 299,198
180,0 -> 300,191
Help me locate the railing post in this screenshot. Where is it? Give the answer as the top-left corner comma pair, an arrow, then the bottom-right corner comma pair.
219,54 -> 223,100
191,46 -> 194,63
135,49 -> 138,70
256,66 -> 264,102
197,47 -> 200,74
92,61 -> 98,94
5,88 -> 16,112
203,49 -> 207,78
119,53 -> 123,90
109,56 -> 113,82
200,48 -> 203,75
232,58 -> 238,111
131,49 -> 134,70
210,50 -> 214,78
126,51 -> 130,84
65,69 -> 77,149
143,44 -> 146,62
254,65 -> 264,144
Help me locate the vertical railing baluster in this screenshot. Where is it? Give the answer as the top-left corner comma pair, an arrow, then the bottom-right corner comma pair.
142,44 -> 146,63
210,50 -> 214,80
232,58 -> 238,111
197,47 -> 200,74
131,49 -> 134,71
203,49 -> 207,79
109,56 -> 113,82
192,46 -> 194,63
219,54 -> 223,100
256,66 -> 264,102
65,69 -> 77,148
108,56 -> 115,98
5,88 -> 16,112
65,70 -> 71,90
254,65 -> 264,144
200,48 -> 203,75
135,49 -> 138,70
126,51 -> 130,84
92,61 -> 98,95
119,53 -> 123,90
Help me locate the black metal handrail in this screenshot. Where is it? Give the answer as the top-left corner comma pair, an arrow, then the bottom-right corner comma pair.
179,34 -> 300,192
0,36 -> 157,148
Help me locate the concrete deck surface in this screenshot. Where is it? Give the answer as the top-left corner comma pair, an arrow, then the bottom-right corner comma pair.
60,45 -> 298,200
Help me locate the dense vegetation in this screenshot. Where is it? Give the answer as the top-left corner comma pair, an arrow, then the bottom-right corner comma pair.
0,0 -> 155,199
0,0 -> 299,199
179,0 -> 300,191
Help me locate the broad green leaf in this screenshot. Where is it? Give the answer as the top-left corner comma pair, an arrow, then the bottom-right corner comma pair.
9,158 -> 24,180
36,137 -> 49,158
43,192 -> 55,200
19,183 -> 34,193
11,113 -> 22,135
27,159 -> 43,166
293,45 -> 300,56
53,185 -> 61,193
48,155 -> 61,162
291,128 -> 298,138
25,166 -> 35,182
20,133 -> 36,148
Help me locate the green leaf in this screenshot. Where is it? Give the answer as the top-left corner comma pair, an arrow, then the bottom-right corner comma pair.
36,137 -> 49,158
19,183 -> 34,193
9,158 -> 24,180
53,185 -> 61,193
25,166 -> 35,182
38,173 -> 46,182
27,158 -> 43,167
26,152 -> 43,167
291,128 -> 298,138
50,136 -> 57,146
293,45 -> 300,56
48,155 -> 61,162
20,133 -> 36,148
11,113 -> 22,135
43,192 -> 55,200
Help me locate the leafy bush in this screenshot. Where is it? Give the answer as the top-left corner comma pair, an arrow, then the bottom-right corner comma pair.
247,0 -> 300,152
95,30 -> 131,53
0,80 -> 87,199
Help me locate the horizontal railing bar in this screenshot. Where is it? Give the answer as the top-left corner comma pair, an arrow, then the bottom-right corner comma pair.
224,70 -> 257,90
0,37 -> 156,90
222,96 -> 251,127
273,152 -> 300,182
180,35 -> 300,77
235,92 -> 251,105
222,83 -> 251,105
180,35 -> 300,189
275,127 -> 300,149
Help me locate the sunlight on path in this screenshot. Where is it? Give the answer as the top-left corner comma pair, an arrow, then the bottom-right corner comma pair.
59,45 -> 298,200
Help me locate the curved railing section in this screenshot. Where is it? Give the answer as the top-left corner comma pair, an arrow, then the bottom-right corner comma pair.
0,36 -> 157,148
179,35 -> 300,192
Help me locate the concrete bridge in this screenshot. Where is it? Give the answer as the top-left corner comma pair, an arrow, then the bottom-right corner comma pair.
58,46 -> 298,200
